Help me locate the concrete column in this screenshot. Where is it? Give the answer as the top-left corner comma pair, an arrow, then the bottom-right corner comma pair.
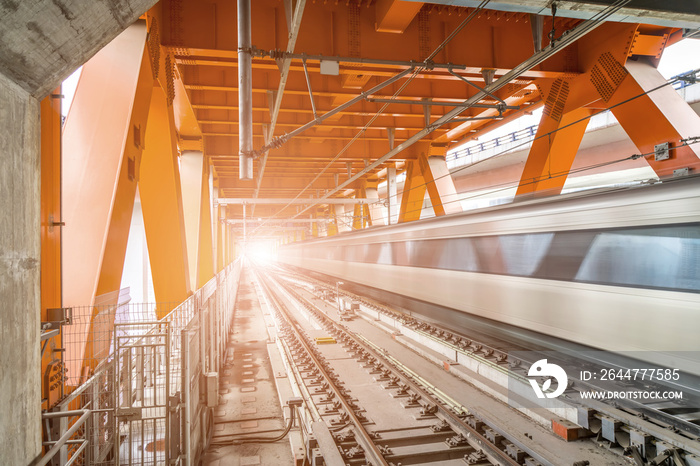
335,205 -> 351,233
0,71 -> 41,465
365,186 -> 386,226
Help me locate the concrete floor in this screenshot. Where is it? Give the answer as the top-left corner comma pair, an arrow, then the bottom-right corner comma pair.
202,271 -> 295,466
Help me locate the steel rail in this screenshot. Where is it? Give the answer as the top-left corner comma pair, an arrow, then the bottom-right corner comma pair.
270,270 -> 541,466
256,268 -> 391,466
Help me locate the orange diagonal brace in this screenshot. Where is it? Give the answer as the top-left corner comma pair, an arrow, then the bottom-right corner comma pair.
353,190 -> 364,230
62,21 -> 153,381
418,148 -> 462,216
398,160 -> 426,223
177,153 -> 216,286
517,107 -> 593,196
609,60 -> 700,176
140,87 -> 191,312
197,163 -> 215,288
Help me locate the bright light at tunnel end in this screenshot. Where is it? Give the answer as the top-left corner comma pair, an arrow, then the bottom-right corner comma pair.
244,241 -> 278,264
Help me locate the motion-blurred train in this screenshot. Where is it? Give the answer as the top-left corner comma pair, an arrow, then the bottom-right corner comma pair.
279,176 -> 700,372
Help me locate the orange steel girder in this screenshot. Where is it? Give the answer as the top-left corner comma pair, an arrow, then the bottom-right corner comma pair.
197,163 -> 215,288
156,0 -> 583,200
517,107 -> 594,196
418,150 -> 462,217
62,22 -> 153,380
140,87 -> 192,312
40,89 -> 63,408
398,160 -> 426,223
517,23 -> 689,195
608,60 -> 700,176
180,151 -> 215,290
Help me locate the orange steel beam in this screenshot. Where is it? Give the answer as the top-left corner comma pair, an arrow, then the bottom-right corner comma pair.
197,163 -> 215,288
217,176 -> 364,190
375,0 -> 423,33
140,87 -> 191,312
198,119 -> 447,131
418,150 -> 462,216
202,132 -> 415,143
205,138 -> 430,162
398,160 -> 426,222
62,22 -> 153,380
40,89 -> 63,408
147,7 -> 202,142
183,78 -> 501,102
180,151 -> 207,291
517,107 -> 593,196
608,60 -> 700,177
160,0 -> 577,76
176,56 -> 579,82
191,103 -> 457,118
515,22 -> 687,195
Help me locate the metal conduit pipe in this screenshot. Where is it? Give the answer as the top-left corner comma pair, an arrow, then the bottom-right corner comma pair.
238,0 -> 254,179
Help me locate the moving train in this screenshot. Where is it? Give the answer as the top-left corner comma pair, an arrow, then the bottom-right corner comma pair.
279,176 -> 700,372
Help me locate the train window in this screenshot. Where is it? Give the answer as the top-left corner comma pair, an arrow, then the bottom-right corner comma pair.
365,243 -> 385,264
323,223 -> 699,293
534,231 -> 598,281
376,242 -> 393,265
392,242 -> 410,266
408,240 -> 442,268
439,238 -> 479,272
473,236 -> 506,274
576,227 -> 700,292
500,233 -> 554,276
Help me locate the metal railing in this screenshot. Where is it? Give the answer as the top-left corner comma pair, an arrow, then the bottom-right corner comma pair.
37,410 -> 90,466
446,70 -> 700,169
447,124 -> 538,163
39,259 -> 242,466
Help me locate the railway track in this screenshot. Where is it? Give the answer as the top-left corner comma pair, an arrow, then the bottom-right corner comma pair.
252,264 -> 608,465
273,263 -> 700,466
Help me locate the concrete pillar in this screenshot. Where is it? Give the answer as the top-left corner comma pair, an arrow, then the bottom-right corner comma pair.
0,71 -> 41,465
365,185 -> 386,226
335,204 -> 351,233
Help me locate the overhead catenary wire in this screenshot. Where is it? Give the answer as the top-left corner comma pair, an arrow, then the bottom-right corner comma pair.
318,137 -> 700,228
248,0 -> 492,237
248,0 -> 632,236
379,138 -> 700,220
375,67 -> 700,216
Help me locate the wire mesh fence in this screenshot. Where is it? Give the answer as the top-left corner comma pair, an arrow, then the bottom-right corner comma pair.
44,259 -> 242,466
